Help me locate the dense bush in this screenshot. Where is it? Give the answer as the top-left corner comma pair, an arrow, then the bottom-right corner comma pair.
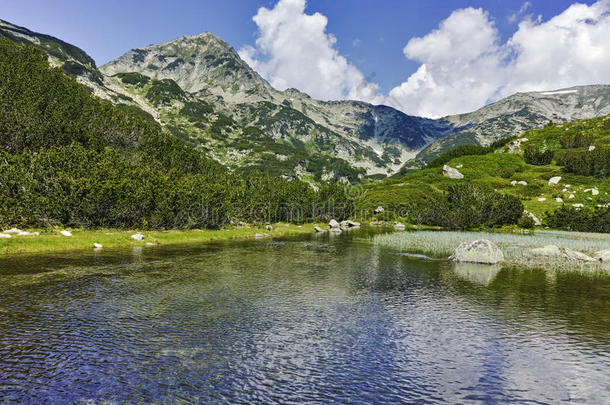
0,38 -> 157,154
180,101 -> 213,119
0,39 -> 355,229
559,132 -> 594,149
545,206 -> 610,233
146,79 -> 186,106
427,145 -> 492,168
414,184 -> 523,229
524,146 -> 554,165
555,147 -> 610,176
517,214 -> 536,229
115,72 -> 150,87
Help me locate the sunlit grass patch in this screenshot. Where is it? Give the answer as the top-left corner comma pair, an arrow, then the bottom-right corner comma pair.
0,223 -> 322,255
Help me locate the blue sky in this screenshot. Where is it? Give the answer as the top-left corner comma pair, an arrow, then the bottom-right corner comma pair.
1,0 -> 608,117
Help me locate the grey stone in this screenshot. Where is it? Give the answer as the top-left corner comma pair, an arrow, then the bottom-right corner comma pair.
450,239 -> 504,264
443,165 -> 464,179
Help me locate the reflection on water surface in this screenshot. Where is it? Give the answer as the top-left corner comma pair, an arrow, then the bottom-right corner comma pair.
1,231 -> 609,403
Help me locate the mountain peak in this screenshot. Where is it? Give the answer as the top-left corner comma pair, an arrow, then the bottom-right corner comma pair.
101,30 -> 270,99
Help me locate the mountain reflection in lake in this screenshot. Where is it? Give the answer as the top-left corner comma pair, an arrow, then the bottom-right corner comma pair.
1,230 -> 609,404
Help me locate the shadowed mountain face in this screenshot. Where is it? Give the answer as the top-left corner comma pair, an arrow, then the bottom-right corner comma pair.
2,19 -> 609,181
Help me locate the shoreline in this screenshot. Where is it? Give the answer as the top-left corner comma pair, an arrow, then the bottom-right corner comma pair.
0,223 -> 324,256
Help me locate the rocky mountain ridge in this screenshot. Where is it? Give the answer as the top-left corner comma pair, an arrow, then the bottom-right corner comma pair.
2,18 -> 609,181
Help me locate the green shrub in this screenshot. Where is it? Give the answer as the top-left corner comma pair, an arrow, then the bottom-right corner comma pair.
146,79 -> 186,106
180,101 -> 213,119
414,184 -> 523,229
559,132 -> 594,149
489,135 -> 519,149
555,147 -> 610,176
545,206 -> 610,233
115,72 -> 150,87
518,214 -> 536,229
524,146 -> 554,165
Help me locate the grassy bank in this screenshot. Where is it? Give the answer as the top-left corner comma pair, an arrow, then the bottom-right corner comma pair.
0,223 -> 323,255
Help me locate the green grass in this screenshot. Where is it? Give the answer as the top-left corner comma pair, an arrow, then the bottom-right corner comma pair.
0,223 -> 323,255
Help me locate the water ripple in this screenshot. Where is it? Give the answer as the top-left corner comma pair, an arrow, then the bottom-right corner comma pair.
0,234 -> 609,403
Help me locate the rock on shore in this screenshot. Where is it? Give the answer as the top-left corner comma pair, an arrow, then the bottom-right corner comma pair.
450,240 -> 504,264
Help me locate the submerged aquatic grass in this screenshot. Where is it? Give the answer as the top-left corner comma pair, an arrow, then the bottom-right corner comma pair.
372,230 -> 610,271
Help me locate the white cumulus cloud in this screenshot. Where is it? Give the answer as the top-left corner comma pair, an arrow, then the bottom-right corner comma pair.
238,0 -> 383,103
387,0 -> 610,118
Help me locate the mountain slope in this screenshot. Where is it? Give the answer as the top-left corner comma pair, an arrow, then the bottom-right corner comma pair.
100,33 -> 454,178
407,85 -> 610,170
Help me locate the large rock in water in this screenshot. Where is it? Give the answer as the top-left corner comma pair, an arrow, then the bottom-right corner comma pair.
450,239 -> 504,264
442,165 -> 464,179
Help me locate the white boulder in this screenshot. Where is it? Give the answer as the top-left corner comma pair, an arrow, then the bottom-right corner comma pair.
313,226 -> 326,233
131,233 -> 145,241
374,206 -> 385,214
329,219 -> 340,229
589,145 -> 596,151
394,222 -> 406,230
537,198 -> 547,202
510,180 -> 518,186
443,165 -> 464,179
93,243 -> 103,249
0,233 -> 12,239
568,194 -> 575,199
450,239 -> 504,265
60,230 -> 72,237
548,176 -> 562,186
555,198 -> 563,203
572,203 -> 584,208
